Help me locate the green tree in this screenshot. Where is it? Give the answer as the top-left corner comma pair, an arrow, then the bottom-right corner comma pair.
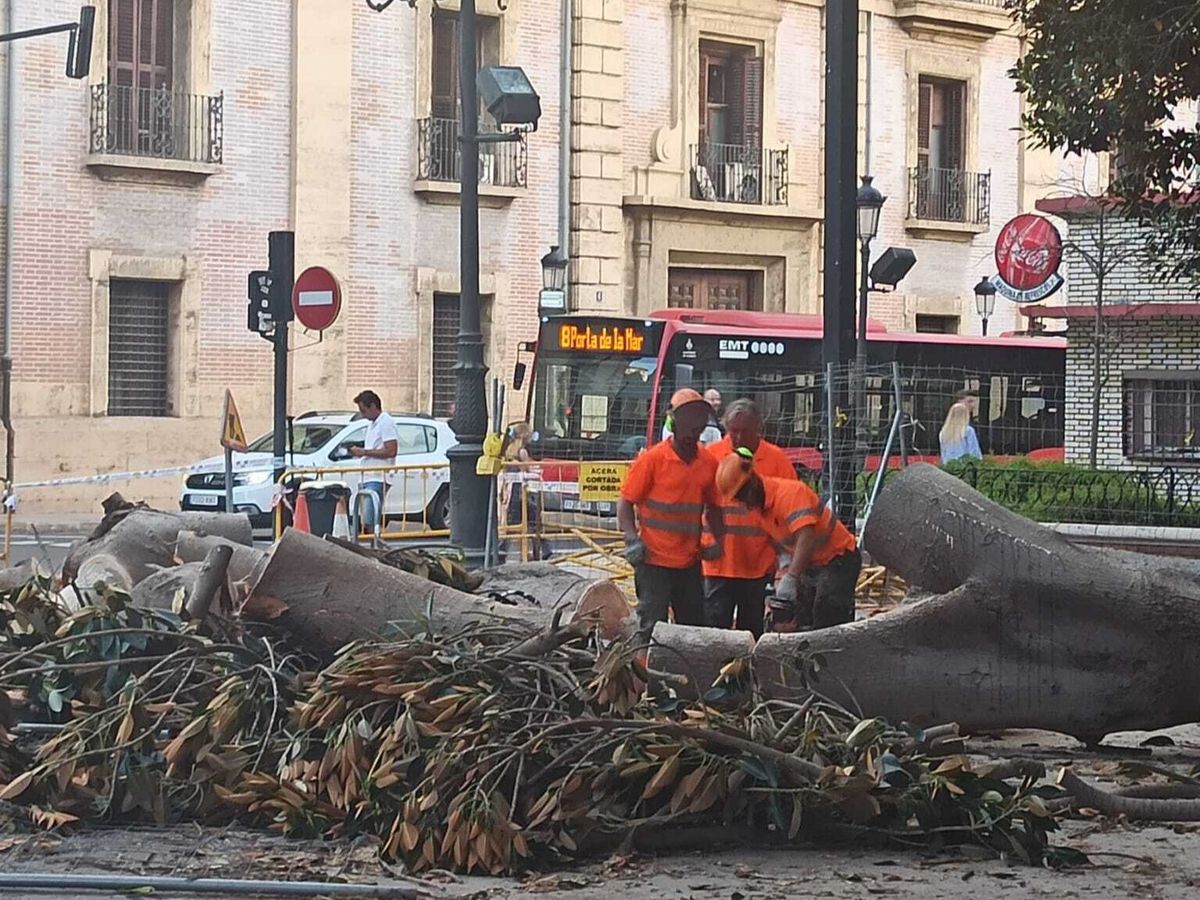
1011,0 -> 1200,281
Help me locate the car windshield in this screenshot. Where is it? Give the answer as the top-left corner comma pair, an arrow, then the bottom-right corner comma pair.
245,424 -> 339,454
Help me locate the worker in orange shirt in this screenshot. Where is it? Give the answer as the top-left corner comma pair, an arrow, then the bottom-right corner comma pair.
702,399 -> 797,637
618,389 -> 727,642
714,451 -> 861,630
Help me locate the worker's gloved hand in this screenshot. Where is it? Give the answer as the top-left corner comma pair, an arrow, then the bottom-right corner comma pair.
700,541 -> 723,561
623,538 -> 648,566
775,572 -> 799,604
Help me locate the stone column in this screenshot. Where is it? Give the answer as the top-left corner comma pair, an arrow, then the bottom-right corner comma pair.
570,0 -> 624,313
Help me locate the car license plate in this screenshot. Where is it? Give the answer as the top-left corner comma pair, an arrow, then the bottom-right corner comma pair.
190,494 -> 220,507
563,498 -> 596,513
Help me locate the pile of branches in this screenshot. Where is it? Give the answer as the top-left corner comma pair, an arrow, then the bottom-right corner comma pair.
0,576 -> 1076,874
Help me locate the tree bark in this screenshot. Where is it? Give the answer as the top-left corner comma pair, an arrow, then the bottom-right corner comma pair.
174,532 -> 267,586
64,510 -> 252,593
649,464 -> 1200,742
244,530 -> 631,656
1059,769 -> 1200,821
186,545 -> 233,621
475,562 -> 632,640
645,624 -> 755,697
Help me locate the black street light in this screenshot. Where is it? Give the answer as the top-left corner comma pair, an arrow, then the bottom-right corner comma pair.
541,245 -> 568,291
538,244 -> 568,315
854,176 -> 886,474
369,0 -> 541,566
974,277 -> 997,336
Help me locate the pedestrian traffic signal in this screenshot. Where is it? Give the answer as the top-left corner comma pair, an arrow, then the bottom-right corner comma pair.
247,270 -> 274,337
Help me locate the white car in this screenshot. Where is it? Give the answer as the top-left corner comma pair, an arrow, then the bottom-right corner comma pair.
179,411 -> 456,531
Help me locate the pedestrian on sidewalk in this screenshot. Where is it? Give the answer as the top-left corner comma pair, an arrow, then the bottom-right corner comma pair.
939,402 -> 982,464
618,389 -> 727,642
350,390 -> 398,530
502,423 -> 548,560
714,452 -> 861,631
701,399 -> 797,637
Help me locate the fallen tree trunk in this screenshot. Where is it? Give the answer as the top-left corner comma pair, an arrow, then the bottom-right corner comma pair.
476,562 -> 632,641
175,532 -> 267,585
645,623 -> 755,697
244,530 -> 631,655
186,545 -> 233,621
1059,769 -> 1200,821
654,463 -> 1200,742
64,509 -> 252,593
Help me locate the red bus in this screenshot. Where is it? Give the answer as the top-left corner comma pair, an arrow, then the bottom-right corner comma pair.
518,310 -> 1065,511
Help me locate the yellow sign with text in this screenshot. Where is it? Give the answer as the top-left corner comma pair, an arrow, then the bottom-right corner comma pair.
579,462 -> 629,502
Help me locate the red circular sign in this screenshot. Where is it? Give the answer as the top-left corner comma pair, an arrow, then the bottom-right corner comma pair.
994,214 -> 1063,292
292,266 -> 342,331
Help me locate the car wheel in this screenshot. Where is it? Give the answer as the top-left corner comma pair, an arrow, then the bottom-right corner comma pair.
426,485 -> 451,531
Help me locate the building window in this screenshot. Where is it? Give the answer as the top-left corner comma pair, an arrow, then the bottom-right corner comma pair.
667,269 -> 760,311
689,41 -> 786,205
92,0 -> 223,164
431,293 -> 460,419
418,11 -> 523,186
1124,375 -> 1200,461
108,279 -> 170,417
915,314 -> 960,334
908,76 -> 988,225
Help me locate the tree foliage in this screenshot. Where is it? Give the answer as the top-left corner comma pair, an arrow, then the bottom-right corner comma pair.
1011,0 -> 1200,280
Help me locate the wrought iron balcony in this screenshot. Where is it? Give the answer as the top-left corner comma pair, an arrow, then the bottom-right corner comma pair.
417,117 -> 527,189
690,143 -> 788,206
908,166 -> 990,226
90,84 -> 223,164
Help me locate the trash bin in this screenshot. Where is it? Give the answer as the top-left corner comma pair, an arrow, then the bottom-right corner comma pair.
299,481 -> 351,538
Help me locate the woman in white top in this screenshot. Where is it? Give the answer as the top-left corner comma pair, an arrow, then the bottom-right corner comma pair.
939,402 -> 982,464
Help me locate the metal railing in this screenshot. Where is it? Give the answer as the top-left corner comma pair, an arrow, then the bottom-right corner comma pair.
416,117 -> 527,188
908,166 -> 990,225
90,84 -> 224,164
690,143 -> 788,205
861,462 -> 1200,528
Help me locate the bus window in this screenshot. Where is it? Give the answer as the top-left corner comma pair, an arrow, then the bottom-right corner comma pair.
530,354 -> 659,459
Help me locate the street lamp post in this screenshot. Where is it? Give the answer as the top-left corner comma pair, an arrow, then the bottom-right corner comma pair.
538,244 -> 568,315
854,176 -> 885,484
974,277 -> 997,337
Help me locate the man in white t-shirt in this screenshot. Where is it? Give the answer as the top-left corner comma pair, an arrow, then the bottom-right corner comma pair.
350,390 -> 398,528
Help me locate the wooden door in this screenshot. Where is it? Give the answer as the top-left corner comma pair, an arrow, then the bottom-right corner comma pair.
667,269 -> 756,311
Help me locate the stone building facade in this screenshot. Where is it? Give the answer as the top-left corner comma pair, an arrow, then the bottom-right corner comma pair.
569,0 -> 1029,337
0,0 -> 562,512
1024,199 -> 1200,472
0,0 -> 1056,514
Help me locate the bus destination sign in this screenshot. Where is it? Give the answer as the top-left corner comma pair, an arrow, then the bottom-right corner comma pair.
557,324 -> 648,354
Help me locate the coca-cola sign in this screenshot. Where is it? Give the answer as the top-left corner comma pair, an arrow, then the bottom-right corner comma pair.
991,213 -> 1064,303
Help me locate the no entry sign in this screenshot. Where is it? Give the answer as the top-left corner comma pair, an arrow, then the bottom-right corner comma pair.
292,266 -> 342,331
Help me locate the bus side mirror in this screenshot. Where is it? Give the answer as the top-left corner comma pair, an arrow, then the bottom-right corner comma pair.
674,363 -> 694,388
513,361 -> 527,391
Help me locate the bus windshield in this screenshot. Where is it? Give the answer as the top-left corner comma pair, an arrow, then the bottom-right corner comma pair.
530,353 -> 659,459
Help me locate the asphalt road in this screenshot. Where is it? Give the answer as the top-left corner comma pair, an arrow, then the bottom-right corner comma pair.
5,532 -> 85,573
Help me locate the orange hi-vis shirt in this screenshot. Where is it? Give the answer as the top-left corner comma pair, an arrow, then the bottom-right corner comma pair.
621,439 -> 719,569
761,476 -> 857,568
702,438 -> 798,579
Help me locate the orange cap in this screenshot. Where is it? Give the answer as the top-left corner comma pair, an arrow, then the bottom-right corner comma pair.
715,447 -> 755,500
669,388 -> 707,411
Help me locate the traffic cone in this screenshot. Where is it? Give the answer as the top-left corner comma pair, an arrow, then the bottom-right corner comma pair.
332,495 -> 351,539
292,490 -> 311,534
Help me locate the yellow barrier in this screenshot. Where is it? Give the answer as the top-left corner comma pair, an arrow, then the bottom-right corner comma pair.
270,459 -> 635,590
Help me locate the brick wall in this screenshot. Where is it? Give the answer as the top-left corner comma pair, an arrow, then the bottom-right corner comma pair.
0,0 -> 561,513
1059,213 -> 1200,472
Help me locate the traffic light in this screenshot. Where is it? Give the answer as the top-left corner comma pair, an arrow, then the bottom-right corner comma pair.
65,6 -> 95,79
247,270 -> 274,338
